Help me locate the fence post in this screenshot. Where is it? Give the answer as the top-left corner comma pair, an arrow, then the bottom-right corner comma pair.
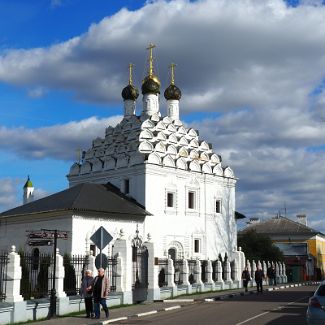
6,245 -> 27,323
251,260 -> 256,287
56,249 -> 69,316
215,260 -> 224,289
113,234 -> 133,304
282,262 -> 287,283
224,260 -> 233,288
194,259 -> 203,291
206,259 -> 215,289
115,254 -> 123,292
181,259 -> 191,294
231,259 -> 240,288
167,257 -> 177,296
144,239 -> 160,301
262,261 -> 267,285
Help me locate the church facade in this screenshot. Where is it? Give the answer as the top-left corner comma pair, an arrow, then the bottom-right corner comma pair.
1,45 -> 237,261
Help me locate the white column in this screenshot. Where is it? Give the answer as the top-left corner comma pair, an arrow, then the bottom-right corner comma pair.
224,260 -> 233,284
282,262 -> 288,283
167,257 -> 177,296
115,254 -> 123,292
181,259 -> 191,294
215,260 -> 224,289
144,240 -> 160,301
6,246 -> 23,303
113,235 -> 133,304
55,249 -> 66,298
262,261 -> 267,285
251,260 -> 257,286
6,246 -> 27,323
206,260 -> 214,286
194,259 -> 204,290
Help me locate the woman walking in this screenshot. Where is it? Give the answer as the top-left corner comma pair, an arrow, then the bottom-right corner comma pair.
80,270 -> 94,318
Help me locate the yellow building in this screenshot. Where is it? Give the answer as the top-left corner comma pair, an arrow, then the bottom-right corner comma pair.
239,215 -> 325,282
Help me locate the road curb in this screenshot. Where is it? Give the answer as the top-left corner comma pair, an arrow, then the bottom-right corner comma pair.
99,282 -> 317,324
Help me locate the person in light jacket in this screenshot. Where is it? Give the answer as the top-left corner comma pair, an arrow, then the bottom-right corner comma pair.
80,270 -> 94,318
93,268 -> 110,319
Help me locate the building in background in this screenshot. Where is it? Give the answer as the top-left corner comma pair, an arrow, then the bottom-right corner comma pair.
239,214 -> 325,281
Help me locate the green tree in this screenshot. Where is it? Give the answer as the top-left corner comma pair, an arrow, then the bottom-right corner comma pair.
238,230 -> 284,262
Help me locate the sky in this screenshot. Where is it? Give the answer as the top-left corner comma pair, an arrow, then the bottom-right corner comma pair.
1,0 -> 325,233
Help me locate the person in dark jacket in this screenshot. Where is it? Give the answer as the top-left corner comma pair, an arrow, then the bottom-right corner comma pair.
255,266 -> 265,294
267,265 -> 276,286
93,268 -> 110,319
242,267 -> 251,292
80,270 -> 94,318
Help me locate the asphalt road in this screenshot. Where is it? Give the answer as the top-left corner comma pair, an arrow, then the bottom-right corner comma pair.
113,286 -> 314,325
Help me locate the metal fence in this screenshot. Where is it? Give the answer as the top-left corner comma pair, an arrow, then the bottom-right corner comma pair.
64,254 -> 89,296
157,258 -> 168,287
0,252 -> 8,302
106,257 -> 118,292
188,260 -> 196,284
174,259 -> 183,285
19,251 -> 54,300
63,255 -> 118,295
201,260 -> 207,283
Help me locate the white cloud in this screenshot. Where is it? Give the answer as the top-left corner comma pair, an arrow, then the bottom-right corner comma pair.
0,116 -> 121,160
0,178 -> 20,211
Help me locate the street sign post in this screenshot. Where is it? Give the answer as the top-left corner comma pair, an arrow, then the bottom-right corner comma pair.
90,226 -> 113,269
95,253 -> 108,270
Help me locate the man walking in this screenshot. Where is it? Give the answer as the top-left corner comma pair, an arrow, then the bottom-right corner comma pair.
255,266 -> 265,294
93,268 -> 110,319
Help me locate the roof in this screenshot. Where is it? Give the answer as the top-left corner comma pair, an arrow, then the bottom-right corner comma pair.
1,183 -> 151,218
238,216 -> 323,237
68,114 -> 235,179
23,176 -> 33,188
235,211 -> 246,220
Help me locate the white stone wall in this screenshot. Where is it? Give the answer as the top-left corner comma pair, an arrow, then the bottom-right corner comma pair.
0,214 -> 73,253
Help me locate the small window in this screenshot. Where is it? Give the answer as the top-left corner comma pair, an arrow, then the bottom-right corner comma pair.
194,239 -> 200,253
167,192 -> 174,208
215,200 -> 221,213
124,179 -> 130,194
188,191 -> 195,209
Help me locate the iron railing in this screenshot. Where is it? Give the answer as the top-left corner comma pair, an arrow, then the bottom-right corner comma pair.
106,257 -> 118,292
0,252 -> 8,302
19,252 -> 54,300
201,260 -> 208,283
188,260 -> 196,284
174,259 -> 183,285
157,258 -> 168,287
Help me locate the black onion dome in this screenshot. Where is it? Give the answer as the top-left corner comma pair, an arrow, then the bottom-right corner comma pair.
141,75 -> 160,95
164,84 -> 182,100
121,84 -> 139,101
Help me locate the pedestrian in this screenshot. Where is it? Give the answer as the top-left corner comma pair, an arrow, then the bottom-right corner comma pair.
242,267 -> 251,292
80,269 -> 94,318
271,265 -> 277,286
93,268 -> 110,319
255,266 -> 265,294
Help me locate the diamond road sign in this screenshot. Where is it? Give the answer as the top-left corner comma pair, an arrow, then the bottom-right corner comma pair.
90,226 -> 113,250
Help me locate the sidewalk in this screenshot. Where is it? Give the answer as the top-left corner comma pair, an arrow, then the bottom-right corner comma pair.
33,283 -> 314,325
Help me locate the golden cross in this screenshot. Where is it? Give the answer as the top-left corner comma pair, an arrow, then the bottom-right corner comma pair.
146,43 -> 156,77
169,63 -> 176,85
128,63 -> 134,85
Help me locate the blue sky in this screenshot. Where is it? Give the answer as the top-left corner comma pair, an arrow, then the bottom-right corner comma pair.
1,0 -> 325,233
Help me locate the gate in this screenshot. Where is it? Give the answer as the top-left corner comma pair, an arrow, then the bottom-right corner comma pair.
132,227 -> 148,302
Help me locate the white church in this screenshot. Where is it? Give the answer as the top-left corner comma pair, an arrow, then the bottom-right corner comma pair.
0,44 -> 237,262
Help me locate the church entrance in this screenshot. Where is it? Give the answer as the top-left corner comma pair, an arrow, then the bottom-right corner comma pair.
168,248 -> 176,260
131,228 -> 148,302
